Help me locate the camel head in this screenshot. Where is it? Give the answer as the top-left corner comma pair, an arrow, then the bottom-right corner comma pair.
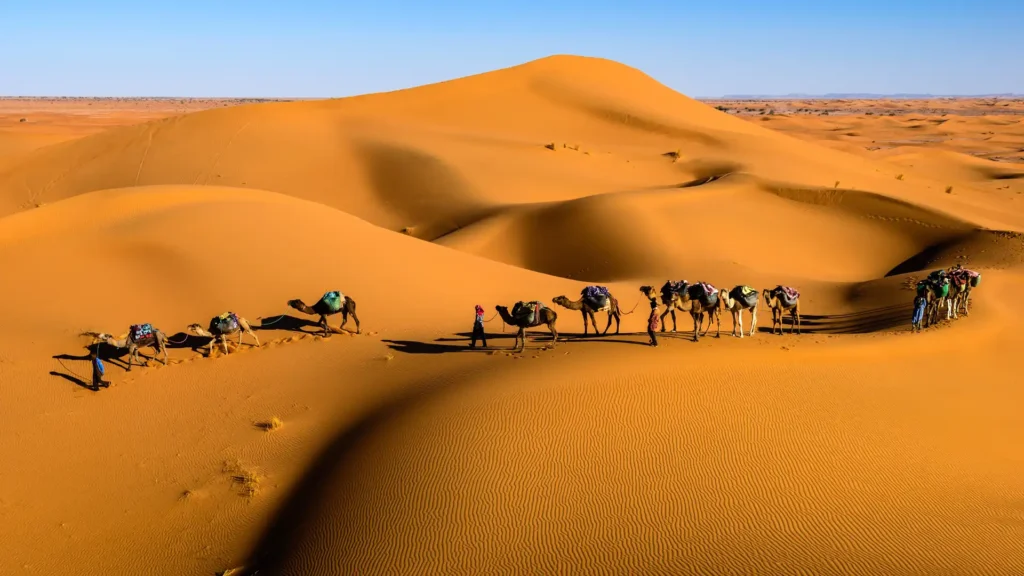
81,331 -> 120,347
286,299 -> 304,310
552,295 -> 570,307
639,285 -> 655,300
186,323 -> 207,336
762,288 -> 775,308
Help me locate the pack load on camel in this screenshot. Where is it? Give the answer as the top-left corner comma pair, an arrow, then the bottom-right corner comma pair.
321,290 -> 344,313
692,282 -> 718,307
581,285 -> 611,308
917,277 -> 949,299
948,265 -> 981,288
511,301 -> 545,327
212,312 -> 241,335
775,286 -> 800,308
130,323 -> 154,342
731,285 -> 759,309
661,280 -> 688,302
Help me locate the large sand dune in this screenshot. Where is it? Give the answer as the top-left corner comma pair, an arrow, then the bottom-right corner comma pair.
1,56 -> 1023,575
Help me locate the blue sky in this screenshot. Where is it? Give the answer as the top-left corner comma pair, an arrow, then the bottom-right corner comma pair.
1,1 -> 1021,97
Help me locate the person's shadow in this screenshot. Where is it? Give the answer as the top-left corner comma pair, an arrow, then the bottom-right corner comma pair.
51,342 -> 123,391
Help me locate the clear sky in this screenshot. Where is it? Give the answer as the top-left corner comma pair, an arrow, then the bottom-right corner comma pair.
2,0 -> 1022,98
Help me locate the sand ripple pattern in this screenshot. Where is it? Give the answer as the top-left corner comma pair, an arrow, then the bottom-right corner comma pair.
249,358 -> 1024,575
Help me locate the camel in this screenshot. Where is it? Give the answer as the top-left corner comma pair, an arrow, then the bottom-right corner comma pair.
287,290 -> 361,337
718,285 -> 759,338
187,312 -> 260,357
763,286 -> 801,335
917,274 -> 950,328
82,323 -> 169,371
946,265 -> 980,318
552,286 -> 620,336
640,283 -> 719,342
495,302 -> 558,352
642,281 -> 692,333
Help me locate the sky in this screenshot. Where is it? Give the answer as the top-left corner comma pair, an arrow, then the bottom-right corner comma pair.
1,0 -> 1022,98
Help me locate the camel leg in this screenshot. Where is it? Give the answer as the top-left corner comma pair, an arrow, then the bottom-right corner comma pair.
692,313 -> 701,342
602,310 -> 613,335
160,341 -> 168,365
793,306 -> 801,335
588,309 -> 600,336
221,336 -> 229,356
518,327 -> 526,352
319,314 -> 331,338
660,308 -> 671,333
715,310 -> 721,338
549,322 -> 559,346
349,304 -> 361,334
735,309 -> 742,338
750,306 -> 758,337
612,310 -> 620,335
248,328 -> 260,348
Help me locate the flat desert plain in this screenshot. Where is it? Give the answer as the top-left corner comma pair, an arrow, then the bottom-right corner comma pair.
1,56 -> 1024,575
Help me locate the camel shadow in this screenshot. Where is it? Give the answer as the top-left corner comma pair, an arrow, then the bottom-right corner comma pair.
254,314 -> 322,334
163,332 -> 215,352
756,303 -> 913,335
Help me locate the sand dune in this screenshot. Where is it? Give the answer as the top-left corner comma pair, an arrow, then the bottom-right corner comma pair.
2,55 -> 1024,575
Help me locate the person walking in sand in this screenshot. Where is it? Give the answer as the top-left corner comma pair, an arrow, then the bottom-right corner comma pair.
647,297 -> 661,347
470,304 -> 488,348
911,293 -> 927,332
90,349 -> 110,389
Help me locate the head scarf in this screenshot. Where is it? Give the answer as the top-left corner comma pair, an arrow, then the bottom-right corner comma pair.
475,305 -> 484,316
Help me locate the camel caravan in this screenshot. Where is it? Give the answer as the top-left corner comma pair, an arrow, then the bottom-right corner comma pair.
78,290 -> 361,390
71,264 -> 982,388
912,264 -> 981,331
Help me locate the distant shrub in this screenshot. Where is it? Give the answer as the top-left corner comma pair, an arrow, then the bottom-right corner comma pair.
896,174 -> 905,181
945,185 -> 954,194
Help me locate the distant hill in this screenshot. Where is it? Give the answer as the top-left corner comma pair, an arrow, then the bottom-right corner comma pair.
709,93 -> 1023,100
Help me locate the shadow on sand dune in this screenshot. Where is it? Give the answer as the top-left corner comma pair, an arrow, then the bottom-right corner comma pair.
758,303 -> 913,335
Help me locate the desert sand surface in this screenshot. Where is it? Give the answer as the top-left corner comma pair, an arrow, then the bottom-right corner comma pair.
1,55 -> 1023,575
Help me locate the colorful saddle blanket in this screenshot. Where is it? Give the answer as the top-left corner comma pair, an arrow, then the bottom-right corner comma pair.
321,290 -> 344,313
130,323 -> 154,342
773,286 -> 800,307
211,312 -> 240,335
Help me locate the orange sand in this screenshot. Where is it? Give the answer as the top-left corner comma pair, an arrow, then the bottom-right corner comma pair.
1,56 -> 1023,575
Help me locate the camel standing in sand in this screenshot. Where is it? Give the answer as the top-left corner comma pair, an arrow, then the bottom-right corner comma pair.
641,284 -> 719,341
187,312 -> 260,357
495,302 -> 558,352
718,286 -> 759,338
646,281 -> 692,332
287,290 -> 361,337
918,276 -> 950,328
763,286 -> 801,335
552,288 -> 621,336
683,283 -> 722,341
82,324 -> 169,371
